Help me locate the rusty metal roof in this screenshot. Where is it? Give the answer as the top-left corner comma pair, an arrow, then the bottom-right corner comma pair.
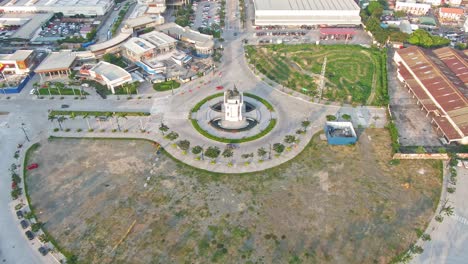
397,46 -> 468,140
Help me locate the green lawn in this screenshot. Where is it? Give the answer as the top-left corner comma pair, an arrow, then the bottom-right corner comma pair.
153,80 -> 181,92
245,44 -> 388,106
38,88 -> 89,96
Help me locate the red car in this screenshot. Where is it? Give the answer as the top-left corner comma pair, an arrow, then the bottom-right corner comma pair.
216,86 -> 224,90
27,163 -> 38,170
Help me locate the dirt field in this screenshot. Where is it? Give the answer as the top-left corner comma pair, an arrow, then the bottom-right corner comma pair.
25,130 -> 442,264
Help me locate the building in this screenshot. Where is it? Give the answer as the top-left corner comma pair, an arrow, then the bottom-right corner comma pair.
121,37 -> 156,62
165,0 -> 189,8
0,13 -> 53,40
0,50 -> 35,75
421,0 -> 442,5
394,46 -> 468,145
123,15 -> 164,32
438,7 -> 464,22
395,1 -> 431,15
464,19 -> 468,33
157,22 -> 214,57
324,121 -> 358,145
253,0 -> 361,26
89,32 -> 132,57
0,0 -> 113,16
34,51 -> 77,81
79,61 -> 132,94
139,0 -> 166,14
140,31 -> 177,55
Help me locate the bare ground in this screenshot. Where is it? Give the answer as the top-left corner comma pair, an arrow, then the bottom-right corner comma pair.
26,129 -> 442,264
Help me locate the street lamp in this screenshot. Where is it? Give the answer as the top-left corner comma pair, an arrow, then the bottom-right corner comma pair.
268,143 -> 271,160
20,123 -> 30,142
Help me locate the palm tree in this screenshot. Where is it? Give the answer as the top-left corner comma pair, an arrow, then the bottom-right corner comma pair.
45,82 -> 52,97
222,148 -> 233,158
55,82 -> 64,96
83,113 -> 91,130
159,122 -> 169,135
115,113 -> 127,131
95,114 -> 102,130
48,113 -> 58,129
32,82 -> 40,98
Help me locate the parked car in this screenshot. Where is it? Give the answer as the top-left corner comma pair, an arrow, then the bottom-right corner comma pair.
61,104 -> 69,108
25,230 -> 34,240
29,89 -> 36,95
38,246 -> 49,256
20,219 -> 29,229
16,210 -> 23,219
26,163 -> 38,170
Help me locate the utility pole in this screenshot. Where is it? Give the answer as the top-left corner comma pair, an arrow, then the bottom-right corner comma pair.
319,56 -> 327,100
20,123 -> 30,142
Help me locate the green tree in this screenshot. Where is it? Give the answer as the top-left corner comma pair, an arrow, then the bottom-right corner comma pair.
257,147 -> 267,158
192,145 -> 203,155
222,148 -> 233,158
301,120 -> 310,130
204,146 -> 221,159
177,140 -> 191,151
159,123 -> 169,135
394,10 -> 406,18
273,143 -> 285,154
284,135 -> 297,144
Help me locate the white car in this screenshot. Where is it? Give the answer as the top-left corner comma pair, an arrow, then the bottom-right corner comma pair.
29,89 -> 36,95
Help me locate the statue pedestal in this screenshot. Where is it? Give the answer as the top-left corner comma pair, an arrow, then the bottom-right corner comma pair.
220,118 -> 249,130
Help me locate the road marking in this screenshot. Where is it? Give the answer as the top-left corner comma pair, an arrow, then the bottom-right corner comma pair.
452,213 -> 468,226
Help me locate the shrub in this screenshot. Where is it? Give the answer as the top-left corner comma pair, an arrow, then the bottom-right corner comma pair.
192,146 -> 203,154
88,129 -> 94,132
435,215 -> 443,222
64,128 -> 70,132
177,140 -> 191,151
341,114 -> 351,121
31,222 -> 43,232
421,234 -> 431,241
447,187 -> 456,193
205,146 -> 221,159
326,115 -> 337,121
123,129 -> 129,133
273,143 -> 285,154
166,131 -> 179,141
76,128 -> 82,132
111,129 -> 117,133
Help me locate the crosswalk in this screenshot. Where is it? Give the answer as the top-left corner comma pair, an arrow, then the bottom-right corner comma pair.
452,213 -> 468,226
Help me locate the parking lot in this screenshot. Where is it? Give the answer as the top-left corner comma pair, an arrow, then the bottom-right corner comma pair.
39,19 -> 90,39
192,1 -> 220,30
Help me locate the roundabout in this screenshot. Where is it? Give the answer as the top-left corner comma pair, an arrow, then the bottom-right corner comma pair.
190,87 -> 277,143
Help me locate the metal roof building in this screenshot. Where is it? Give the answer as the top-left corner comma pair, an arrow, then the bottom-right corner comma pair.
394,46 -> 468,145
253,0 -> 361,26
0,0 -> 113,16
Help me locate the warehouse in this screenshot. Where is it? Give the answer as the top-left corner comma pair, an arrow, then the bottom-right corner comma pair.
253,0 -> 361,26
0,0 -> 113,16
394,46 -> 468,145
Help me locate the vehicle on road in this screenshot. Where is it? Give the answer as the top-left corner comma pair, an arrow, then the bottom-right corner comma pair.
38,246 -> 49,256
20,219 -> 29,229
29,89 -> 36,95
16,210 -> 23,219
61,104 -> 69,108
26,163 -> 38,170
25,230 -> 34,240
216,86 -> 223,90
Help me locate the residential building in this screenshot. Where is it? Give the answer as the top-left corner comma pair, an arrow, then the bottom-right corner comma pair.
395,1 -> 431,15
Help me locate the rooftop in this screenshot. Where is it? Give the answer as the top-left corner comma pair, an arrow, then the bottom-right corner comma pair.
89,32 -> 132,52
439,7 -> 464,14
124,15 -> 162,28
0,50 -> 34,62
123,37 -> 156,54
35,50 -> 76,73
397,46 -> 468,140
90,61 -> 130,82
0,13 -> 53,39
325,121 -> 357,138
253,0 -> 359,11
0,0 -> 112,8
140,31 -> 177,47
157,22 -> 214,49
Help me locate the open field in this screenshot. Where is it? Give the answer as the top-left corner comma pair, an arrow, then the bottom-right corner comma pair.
25,129 -> 441,263
245,44 -> 388,105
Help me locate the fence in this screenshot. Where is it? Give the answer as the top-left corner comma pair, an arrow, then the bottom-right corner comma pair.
1,73 -> 34,94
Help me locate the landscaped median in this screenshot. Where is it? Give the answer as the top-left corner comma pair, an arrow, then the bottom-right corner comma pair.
49,110 -> 150,116
153,80 -> 181,92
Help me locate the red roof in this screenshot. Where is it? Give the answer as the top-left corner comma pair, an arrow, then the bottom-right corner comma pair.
396,46 -> 468,141
320,28 -> 356,35
439,7 -> 464,15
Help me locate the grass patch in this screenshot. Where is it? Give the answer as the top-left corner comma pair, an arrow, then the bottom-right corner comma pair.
245,44 -> 387,105
49,110 -> 150,116
191,118 -> 277,143
191,93 -> 224,113
244,93 -> 274,111
38,88 -> 89,96
153,80 -> 181,92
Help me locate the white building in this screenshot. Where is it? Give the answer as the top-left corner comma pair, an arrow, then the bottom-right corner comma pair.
421,0 -> 442,6
121,37 -> 156,62
157,22 -> 214,57
140,31 -> 177,55
464,19 -> 468,33
395,1 -> 431,15
0,0 -> 113,16
253,0 -> 361,26
81,61 -> 132,94
439,7 -> 464,21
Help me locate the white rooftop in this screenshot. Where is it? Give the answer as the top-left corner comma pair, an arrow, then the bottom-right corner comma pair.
1,0 -> 111,8
90,61 -> 130,82
122,37 -> 156,54
157,22 -> 214,49
254,0 -> 360,11
140,31 -> 177,47
89,32 -> 131,52
0,50 -> 33,61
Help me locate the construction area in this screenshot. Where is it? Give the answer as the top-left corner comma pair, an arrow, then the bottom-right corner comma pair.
25,130 -> 442,263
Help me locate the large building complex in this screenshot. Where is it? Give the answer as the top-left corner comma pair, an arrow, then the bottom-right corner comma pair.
0,0 -> 113,16
394,46 -> 468,145
80,61 -> 132,94
157,22 -> 214,57
253,0 -> 361,26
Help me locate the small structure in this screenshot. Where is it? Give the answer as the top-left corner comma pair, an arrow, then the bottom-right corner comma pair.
224,87 -> 244,122
0,50 -> 35,75
34,51 -> 77,81
324,121 -> 357,145
80,61 -> 132,94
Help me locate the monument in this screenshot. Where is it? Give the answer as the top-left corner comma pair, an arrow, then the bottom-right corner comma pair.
223,86 -> 244,122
